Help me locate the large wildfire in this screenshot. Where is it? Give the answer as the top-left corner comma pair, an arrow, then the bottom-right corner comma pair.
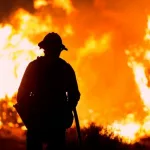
1,0 -> 150,144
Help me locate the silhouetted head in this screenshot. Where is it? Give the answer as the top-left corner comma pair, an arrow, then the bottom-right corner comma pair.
38,32 -> 68,58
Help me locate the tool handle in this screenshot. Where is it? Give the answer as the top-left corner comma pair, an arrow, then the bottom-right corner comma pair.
73,108 -> 82,147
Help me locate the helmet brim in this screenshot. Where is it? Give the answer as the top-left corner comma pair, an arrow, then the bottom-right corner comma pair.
38,41 -> 68,51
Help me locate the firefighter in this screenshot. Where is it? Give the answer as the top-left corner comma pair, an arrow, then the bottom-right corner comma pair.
16,32 -> 80,150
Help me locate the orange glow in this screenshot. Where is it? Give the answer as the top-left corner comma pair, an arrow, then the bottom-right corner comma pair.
1,0 -> 150,144
34,0 -> 48,9
52,0 -> 75,14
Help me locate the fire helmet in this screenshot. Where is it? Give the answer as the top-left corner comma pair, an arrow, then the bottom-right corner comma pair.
38,32 -> 68,51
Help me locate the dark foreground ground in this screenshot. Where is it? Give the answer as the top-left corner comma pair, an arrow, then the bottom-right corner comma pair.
0,123 -> 149,150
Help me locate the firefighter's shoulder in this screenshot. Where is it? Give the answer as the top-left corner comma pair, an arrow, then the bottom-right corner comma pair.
59,58 -> 75,73
26,56 -> 44,69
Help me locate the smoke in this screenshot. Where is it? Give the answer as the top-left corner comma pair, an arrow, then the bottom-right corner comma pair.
70,0 -> 148,43
1,0 -> 148,40
0,0 -> 34,22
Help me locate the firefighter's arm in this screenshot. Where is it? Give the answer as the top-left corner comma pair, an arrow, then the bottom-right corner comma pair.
67,65 -> 80,109
17,63 -> 33,103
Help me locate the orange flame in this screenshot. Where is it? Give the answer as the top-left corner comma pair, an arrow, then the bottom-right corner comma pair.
1,0 -> 150,144
108,15 -> 150,143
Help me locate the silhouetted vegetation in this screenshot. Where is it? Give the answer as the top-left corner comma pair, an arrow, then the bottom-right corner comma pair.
0,123 -> 149,150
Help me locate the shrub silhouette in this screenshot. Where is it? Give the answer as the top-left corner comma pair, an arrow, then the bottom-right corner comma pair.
0,120 -> 149,150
